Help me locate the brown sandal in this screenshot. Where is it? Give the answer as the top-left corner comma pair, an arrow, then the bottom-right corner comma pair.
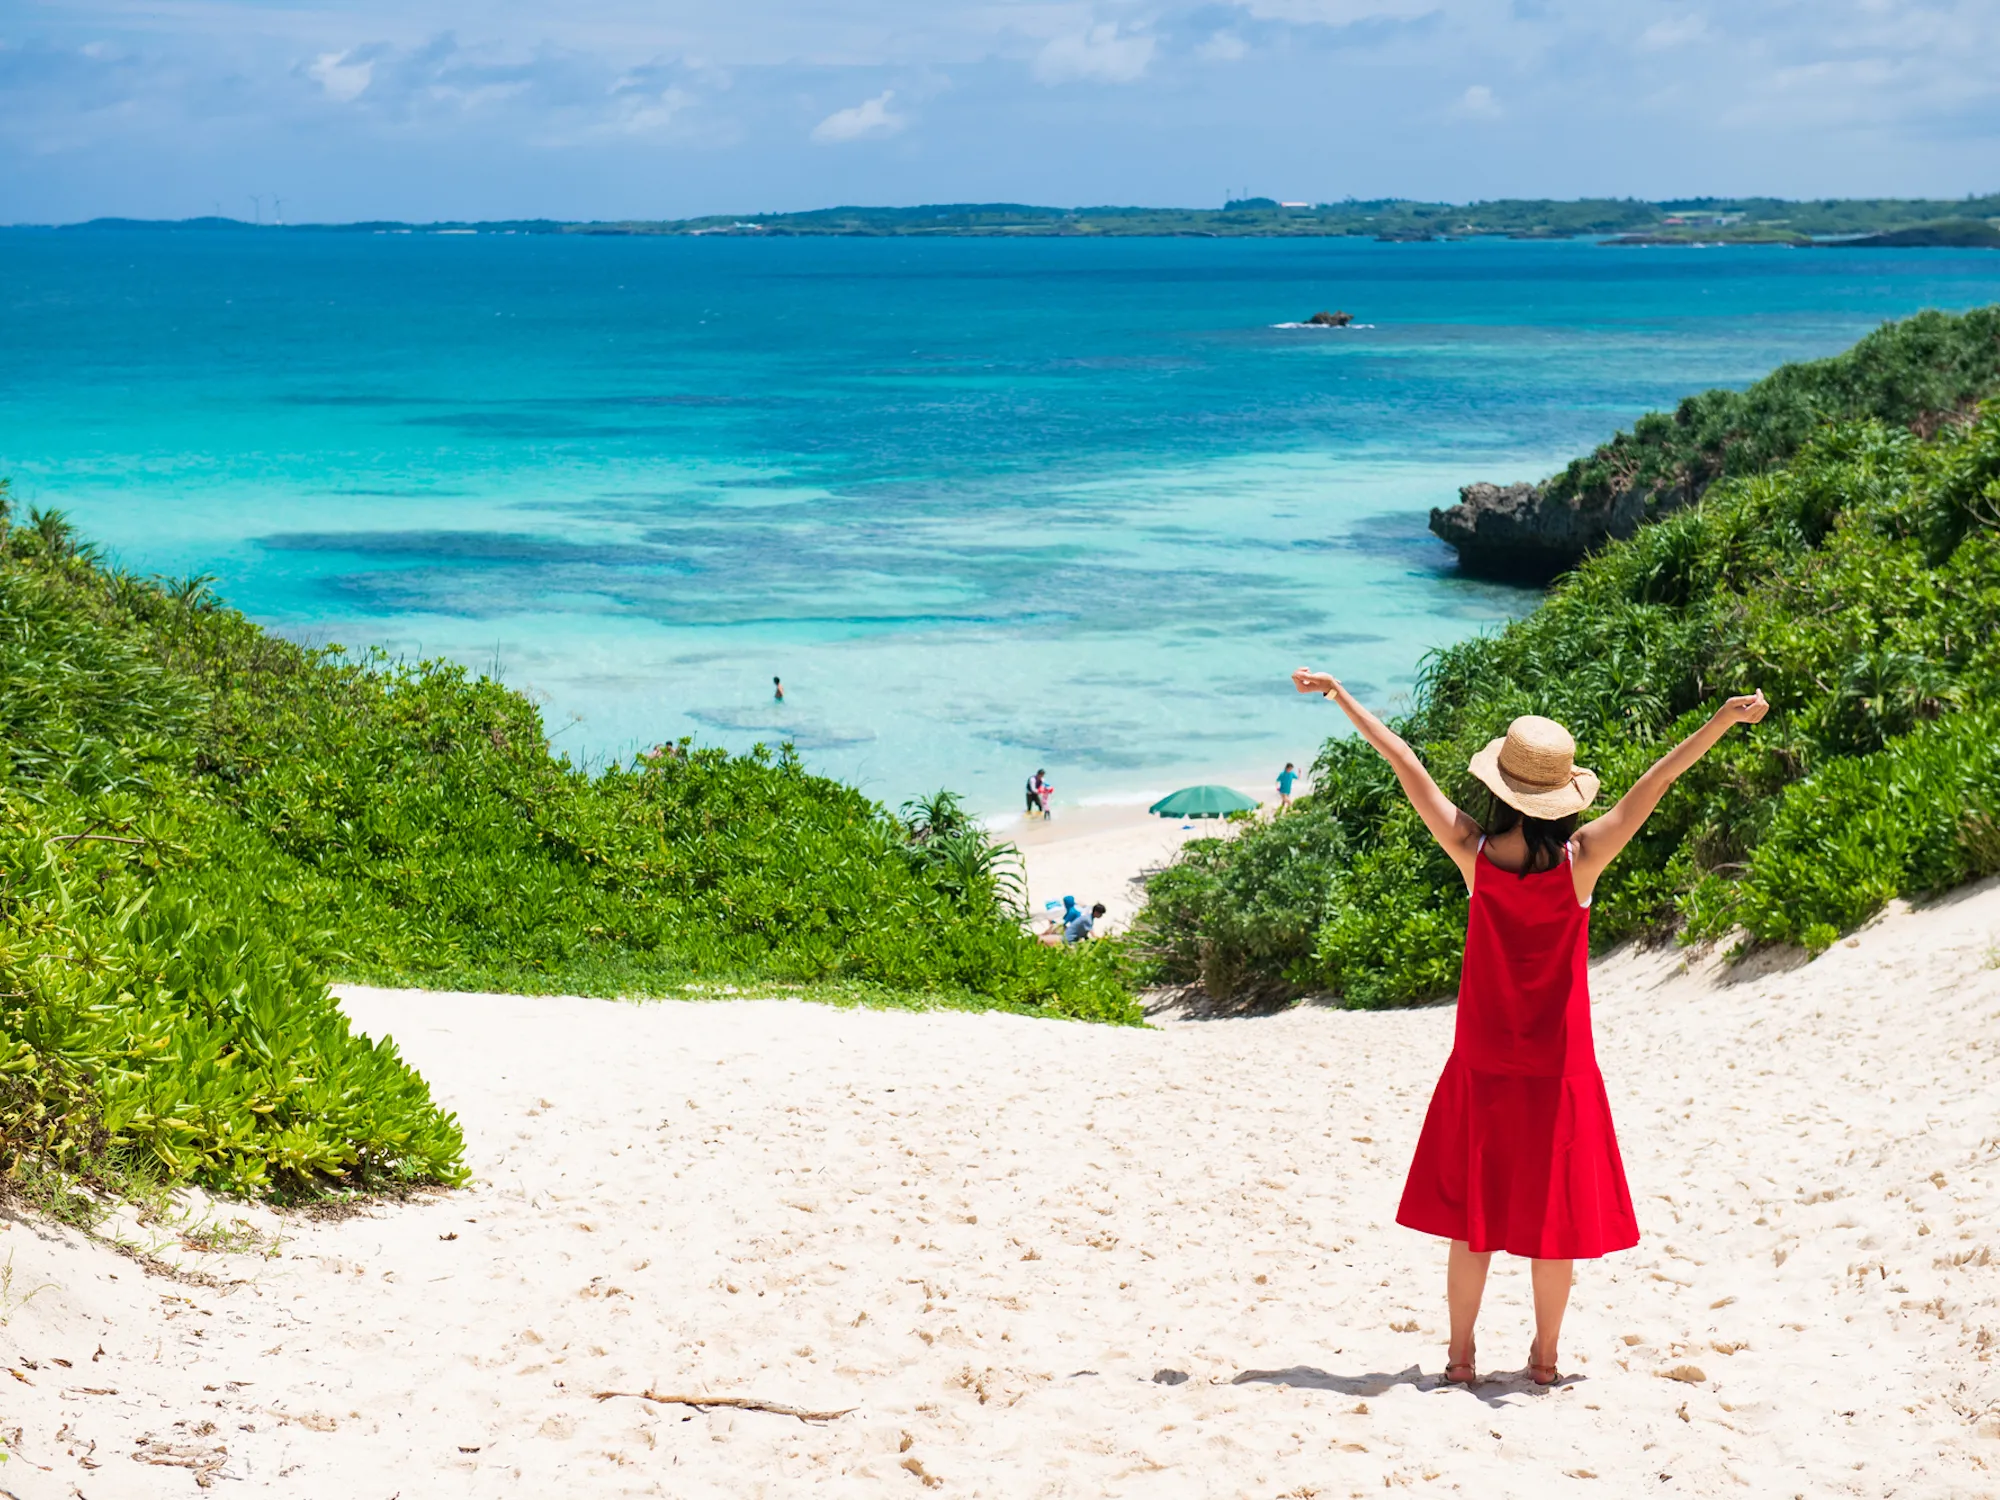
1443,1343 -> 1477,1386
1527,1341 -> 1560,1386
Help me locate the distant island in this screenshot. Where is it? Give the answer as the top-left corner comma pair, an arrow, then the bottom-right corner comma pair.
45,195 -> 2000,245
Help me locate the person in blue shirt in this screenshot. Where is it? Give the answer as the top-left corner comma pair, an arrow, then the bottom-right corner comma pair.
1064,902 -> 1106,943
1277,762 -> 1300,810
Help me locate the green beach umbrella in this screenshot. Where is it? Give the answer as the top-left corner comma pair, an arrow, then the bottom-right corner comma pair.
1148,784 -> 1260,819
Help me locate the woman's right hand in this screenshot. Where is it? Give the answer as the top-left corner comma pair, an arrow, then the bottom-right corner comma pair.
1292,667 -> 1339,696
1717,690 -> 1769,726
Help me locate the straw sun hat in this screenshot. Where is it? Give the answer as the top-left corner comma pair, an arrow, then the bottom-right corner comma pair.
1468,715 -> 1600,819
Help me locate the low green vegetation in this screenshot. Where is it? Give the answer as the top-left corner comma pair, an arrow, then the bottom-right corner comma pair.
0,501 -> 1133,1202
1136,399 -> 2000,1006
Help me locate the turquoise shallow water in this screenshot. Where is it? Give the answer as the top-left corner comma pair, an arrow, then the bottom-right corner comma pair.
4,229 -> 1998,811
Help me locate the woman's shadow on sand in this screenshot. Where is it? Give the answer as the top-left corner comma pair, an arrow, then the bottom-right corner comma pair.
1229,1364 -> 1574,1406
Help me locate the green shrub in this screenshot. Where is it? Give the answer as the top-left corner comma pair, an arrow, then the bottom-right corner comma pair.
1731,707 -> 2000,947
1310,807 -> 1467,1009
1137,810 -> 1352,999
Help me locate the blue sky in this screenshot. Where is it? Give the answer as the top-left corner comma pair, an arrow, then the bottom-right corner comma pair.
4,0 -> 1997,223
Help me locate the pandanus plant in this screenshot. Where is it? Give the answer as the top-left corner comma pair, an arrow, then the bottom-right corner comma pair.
900,790 -> 1026,917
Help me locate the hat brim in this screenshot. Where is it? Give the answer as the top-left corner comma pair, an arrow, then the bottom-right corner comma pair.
1467,737 -> 1600,819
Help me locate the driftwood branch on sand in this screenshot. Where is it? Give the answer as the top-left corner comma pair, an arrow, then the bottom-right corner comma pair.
591,1390 -> 856,1422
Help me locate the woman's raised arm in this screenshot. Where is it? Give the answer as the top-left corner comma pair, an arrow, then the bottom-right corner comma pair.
1293,668 -> 1483,885
1571,691 -> 1767,893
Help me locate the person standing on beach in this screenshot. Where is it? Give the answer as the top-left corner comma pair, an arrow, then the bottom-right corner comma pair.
1292,665 -> 1768,1387
1277,762 -> 1299,809
1026,768 -> 1054,819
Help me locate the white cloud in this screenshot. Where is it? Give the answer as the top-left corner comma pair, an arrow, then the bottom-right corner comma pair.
1033,23 -> 1155,85
1452,82 -> 1500,117
810,88 -> 905,143
1198,30 -> 1251,62
1640,13 -> 1708,49
308,49 -> 374,102
613,85 -> 694,135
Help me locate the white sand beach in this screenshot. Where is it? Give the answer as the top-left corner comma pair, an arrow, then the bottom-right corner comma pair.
4,873 -> 1999,1497
1009,801 -> 1226,934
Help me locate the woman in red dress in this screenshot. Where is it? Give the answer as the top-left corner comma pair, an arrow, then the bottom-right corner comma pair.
1291,668 -> 1768,1386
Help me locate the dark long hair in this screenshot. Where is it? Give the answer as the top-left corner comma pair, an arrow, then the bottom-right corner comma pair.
1481,792 -> 1578,876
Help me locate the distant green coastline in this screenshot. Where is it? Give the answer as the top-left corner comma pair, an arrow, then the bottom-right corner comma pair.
39,195 -> 2000,245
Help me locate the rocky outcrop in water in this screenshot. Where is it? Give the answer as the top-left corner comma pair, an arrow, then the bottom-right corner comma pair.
1428,480 -> 1652,583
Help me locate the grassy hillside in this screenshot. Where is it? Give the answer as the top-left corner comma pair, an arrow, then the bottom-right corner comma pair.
1137,401 -> 2000,1006
0,506 -> 1134,1200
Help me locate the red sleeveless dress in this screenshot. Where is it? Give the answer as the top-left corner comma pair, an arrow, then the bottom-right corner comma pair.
1395,841 -> 1639,1259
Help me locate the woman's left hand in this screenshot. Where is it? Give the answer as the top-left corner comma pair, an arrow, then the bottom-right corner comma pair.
1717,690 -> 1769,725
1292,667 -> 1339,696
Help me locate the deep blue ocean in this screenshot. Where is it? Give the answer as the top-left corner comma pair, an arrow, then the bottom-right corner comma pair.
4,228 -> 1998,812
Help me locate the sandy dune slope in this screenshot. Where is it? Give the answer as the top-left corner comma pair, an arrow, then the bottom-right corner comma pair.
3,883 -> 1998,1498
